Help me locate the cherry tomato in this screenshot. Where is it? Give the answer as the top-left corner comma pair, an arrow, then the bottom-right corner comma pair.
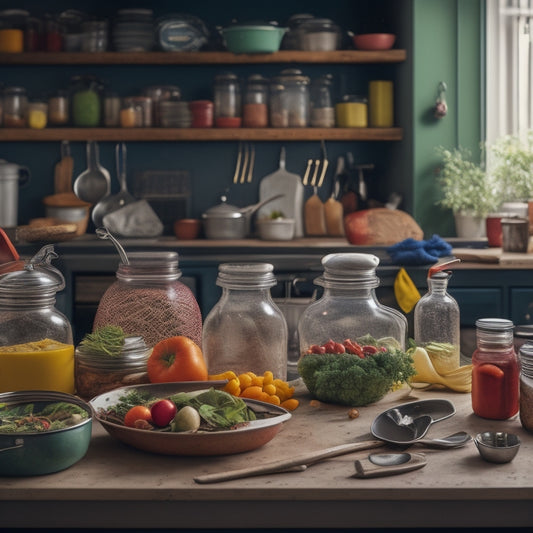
124,405 -> 152,428
150,399 -> 177,427
323,339 -> 337,353
147,336 -> 208,383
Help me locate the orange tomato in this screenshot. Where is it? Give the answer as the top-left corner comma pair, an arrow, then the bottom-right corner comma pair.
147,335 -> 208,383
124,405 -> 152,428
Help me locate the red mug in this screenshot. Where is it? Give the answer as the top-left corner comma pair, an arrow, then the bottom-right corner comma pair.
486,214 -> 504,247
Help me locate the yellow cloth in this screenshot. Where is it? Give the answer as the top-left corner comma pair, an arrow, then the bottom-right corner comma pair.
393,267 -> 421,313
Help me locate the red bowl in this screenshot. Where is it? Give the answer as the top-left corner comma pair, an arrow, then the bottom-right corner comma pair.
173,218 -> 202,240
352,33 -> 396,51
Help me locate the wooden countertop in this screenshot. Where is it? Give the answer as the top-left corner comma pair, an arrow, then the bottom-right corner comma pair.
1,385 -> 532,530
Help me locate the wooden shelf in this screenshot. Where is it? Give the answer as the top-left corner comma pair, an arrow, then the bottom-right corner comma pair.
0,49 -> 407,65
0,127 -> 403,142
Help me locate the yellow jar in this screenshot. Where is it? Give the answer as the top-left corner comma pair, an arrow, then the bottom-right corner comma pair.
0,29 -> 24,53
369,80 -> 394,127
28,101 -> 48,129
335,96 -> 368,127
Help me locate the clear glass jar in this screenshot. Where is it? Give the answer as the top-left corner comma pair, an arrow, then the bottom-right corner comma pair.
414,271 -> 460,374
519,342 -> 533,432
103,91 -> 121,127
69,75 -> 103,127
202,263 -> 288,379
3,86 -> 27,128
310,74 -> 335,127
214,73 -> 242,127
93,252 -> 202,349
298,253 -> 408,353
80,19 -> 108,52
0,245 -> 75,393
142,85 -> 181,127
243,74 -> 269,128
270,69 -> 310,128
120,97 -> 143,128
75,335 -> 151,400
472,318 -> 520,420
48,89 -> 69,126
27,100 -> 48,129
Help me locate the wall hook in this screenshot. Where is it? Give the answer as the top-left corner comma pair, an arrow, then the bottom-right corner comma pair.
433,81 -> 448,119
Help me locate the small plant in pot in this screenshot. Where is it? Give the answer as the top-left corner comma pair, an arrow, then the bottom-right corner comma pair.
435,145 -> 498,238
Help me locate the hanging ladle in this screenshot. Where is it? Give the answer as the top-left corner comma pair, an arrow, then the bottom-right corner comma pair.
95,227 -> 129,264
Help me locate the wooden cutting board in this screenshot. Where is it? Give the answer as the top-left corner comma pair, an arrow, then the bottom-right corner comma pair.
453,245 -> 533,266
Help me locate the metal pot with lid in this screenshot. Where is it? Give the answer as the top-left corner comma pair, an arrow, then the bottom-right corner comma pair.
202,193 -> 284,239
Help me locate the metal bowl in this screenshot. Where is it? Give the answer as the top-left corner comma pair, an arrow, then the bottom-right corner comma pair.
474,431 -> 521,463
0,390 -> 92,476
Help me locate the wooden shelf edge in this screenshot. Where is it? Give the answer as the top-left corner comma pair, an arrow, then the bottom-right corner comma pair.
0,128 -> 404,142
0,49 -> 407,65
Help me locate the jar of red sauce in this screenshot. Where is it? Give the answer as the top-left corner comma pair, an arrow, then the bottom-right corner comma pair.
472,318 -> 520,420
189,100 -> 213,128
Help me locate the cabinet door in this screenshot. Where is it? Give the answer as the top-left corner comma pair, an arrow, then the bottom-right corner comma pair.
510,288 -> 533,325
449,288 -> 504,327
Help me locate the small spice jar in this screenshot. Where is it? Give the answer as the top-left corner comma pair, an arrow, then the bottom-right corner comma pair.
27,99 -> 48,129
3,86 -> 28,127
189,100 -> 213,128
472,318 -> 520,420
75,335 -> 151,400
519,342 -> 533,431
48,89 -> 69,126
103,91 -> 121,127
243,74 -> 269,128
214,73 -> 242,127
120,97 -> 143,128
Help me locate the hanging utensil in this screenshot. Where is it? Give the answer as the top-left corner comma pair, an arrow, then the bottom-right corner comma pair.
324,156 -> 345,237
73,141 -> 111,204
304,186 -> 327,236
317,140 -> 329,188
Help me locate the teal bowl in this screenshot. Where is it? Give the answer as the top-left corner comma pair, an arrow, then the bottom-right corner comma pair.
0,390 -> 92,476
222,25 -> 287,54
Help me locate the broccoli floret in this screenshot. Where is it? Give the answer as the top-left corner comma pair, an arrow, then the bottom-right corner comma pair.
298,350 -> 415,406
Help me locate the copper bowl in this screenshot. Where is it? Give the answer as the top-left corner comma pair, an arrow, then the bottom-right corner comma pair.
173,218 -> 202,240
352,33 -> 396,51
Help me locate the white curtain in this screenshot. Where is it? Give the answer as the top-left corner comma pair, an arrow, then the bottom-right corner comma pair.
486,0 -> 533,145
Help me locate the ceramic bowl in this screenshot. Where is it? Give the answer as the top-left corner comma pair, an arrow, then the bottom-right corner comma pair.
173,218 -> 202,240
474,431 -> 521,463
352,33 -> 396,51
256,218 -> 295,241
222,25 -> 287,54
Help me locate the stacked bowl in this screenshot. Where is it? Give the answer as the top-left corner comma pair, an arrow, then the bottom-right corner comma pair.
112,8 -> 154,52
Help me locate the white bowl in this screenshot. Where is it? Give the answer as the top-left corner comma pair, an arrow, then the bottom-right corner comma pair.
256,218 -> 295,241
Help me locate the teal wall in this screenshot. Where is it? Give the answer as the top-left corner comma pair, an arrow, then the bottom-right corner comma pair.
412,0 -> 483,237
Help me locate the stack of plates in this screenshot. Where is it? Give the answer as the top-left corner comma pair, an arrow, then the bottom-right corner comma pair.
159,100 -> 192,128
112,8 -> 154,52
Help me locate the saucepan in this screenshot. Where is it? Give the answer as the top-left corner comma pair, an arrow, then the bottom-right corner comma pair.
202,193 -> 283,239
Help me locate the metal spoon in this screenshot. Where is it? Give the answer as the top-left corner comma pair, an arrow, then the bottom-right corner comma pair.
411,431 -> 472,449
73,141 -> 110,204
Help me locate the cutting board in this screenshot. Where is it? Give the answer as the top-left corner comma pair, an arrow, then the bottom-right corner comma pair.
258,147 -> 304,237
453,244 -> 533,265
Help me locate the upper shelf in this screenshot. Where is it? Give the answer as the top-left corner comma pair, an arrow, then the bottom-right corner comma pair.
0,127 -> 403,142
0,50 -> 407,65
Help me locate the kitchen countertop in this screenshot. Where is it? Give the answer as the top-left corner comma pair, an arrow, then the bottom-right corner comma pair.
1,385 -> 532,530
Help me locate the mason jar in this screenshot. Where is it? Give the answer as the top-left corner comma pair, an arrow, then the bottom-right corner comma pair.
69,75 -> 103,127
214,73 -> 242,127
243,74 -> 269,128
270,69 -> 310,127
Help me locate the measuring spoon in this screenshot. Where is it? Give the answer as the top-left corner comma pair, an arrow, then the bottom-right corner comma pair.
73,141 -> 110,204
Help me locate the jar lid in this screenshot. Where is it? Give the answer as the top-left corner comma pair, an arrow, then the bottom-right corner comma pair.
76,335 -> 151,369
216,262 -> 277,289
274,68 -> 310,85
116,251 -> 182,282
0,245 -> 65,295
476,318 -> 514,331
202,196 -> 244,219
315,253 -> 380,288
299,18 -> 340,32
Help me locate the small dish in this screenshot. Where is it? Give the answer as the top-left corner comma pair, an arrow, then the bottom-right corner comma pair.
90,381 -> 291,456
371,398 -> 455,445
256,218 -> 295,241
353,33 -> 396,51
474,432 -> 521,463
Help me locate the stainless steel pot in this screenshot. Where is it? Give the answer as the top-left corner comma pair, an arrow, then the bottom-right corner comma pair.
202,194 -> 283,239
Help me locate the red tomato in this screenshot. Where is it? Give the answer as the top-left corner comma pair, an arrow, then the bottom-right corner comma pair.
124,405 -> 152,428
147,336 -> 208,383
150,399 -> 177,427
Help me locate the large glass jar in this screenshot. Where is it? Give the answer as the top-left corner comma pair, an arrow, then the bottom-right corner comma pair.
202,263 -> 288,379
472,318 -> 520,420
298,253 -> 408,353
270,69 -> 310,127
75,335 -> 151,400
0,245 -> 75,393
214,73 -> 242,127
93,252 -> 202,349
69,75 -> 103,127
310,74 -> 335,127
243,74 -> 269,128
414,271 -> 460,374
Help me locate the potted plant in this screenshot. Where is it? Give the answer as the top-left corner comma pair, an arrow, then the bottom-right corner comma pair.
489,131 -> 533,205
435,145 -> 498,238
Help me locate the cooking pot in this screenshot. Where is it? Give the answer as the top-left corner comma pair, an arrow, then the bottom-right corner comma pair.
202,194 -> 283,239
0,159 -> 30,228
0,390 -> 92,476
